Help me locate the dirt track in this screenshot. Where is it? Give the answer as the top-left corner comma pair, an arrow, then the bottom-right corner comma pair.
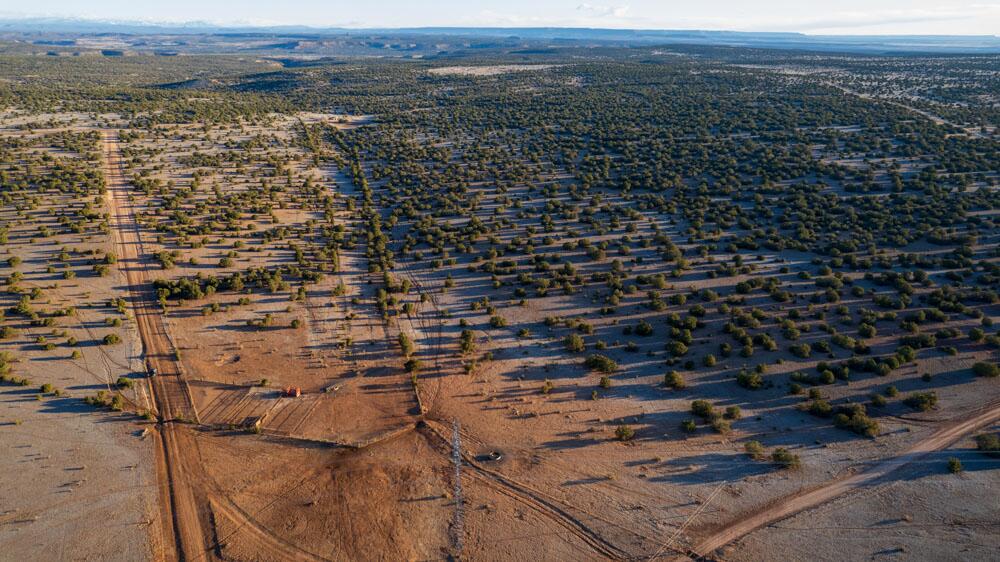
102,128 -> 444,562
103,122 -> 999,562
689,397 -> 1000,559
423,419 -> 634,560
102,130 -> 208,561
823,82 -> 986,139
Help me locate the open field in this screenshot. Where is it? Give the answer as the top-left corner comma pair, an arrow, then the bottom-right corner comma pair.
0,116 -> 158,560
0,38 -> 997,561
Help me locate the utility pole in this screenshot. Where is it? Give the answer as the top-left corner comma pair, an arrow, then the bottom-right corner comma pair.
450,419 -> 464,559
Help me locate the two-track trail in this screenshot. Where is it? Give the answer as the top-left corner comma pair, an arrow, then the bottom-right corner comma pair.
688,396 -> 1000,559
422,420 -> 632,560
101,129 -> 209,561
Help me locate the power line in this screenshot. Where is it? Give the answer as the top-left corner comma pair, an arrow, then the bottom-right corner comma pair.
647,480 -> 728,561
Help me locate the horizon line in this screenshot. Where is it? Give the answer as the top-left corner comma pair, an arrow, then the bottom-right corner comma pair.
1,14 -> 998,38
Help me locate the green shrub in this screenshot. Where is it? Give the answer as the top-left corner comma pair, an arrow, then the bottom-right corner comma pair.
564,333 -> 585,353
663,371 -> 686,389
806,399 -> 833,417
459,330 -> 476,355
772,448 -> 801,469
667,341 -> 688,357
615,425 -> 635,441
736,369 -> 763,390
398,333 -> 415,357
744,440 -> 765,460
691,399 -> 714,419
975,433 -> 1000,456
832,404 -> 880,437
790,343 -> 812,358
904,391 -> 938,411
711,418 -> 731,434
972,362 -> 999,378
584,354 -> 618,373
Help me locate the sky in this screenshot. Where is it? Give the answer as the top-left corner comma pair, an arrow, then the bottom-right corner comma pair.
2,0 -> 999,35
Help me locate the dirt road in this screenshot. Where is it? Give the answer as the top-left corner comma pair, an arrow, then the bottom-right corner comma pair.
102,130 -> 209,561
689,398 -> 1000,559
824,81 -> 986,139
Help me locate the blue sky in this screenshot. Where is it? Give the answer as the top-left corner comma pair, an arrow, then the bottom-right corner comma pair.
3,1 -> 998,35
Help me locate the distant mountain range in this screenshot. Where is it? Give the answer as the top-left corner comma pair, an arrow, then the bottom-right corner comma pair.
1,17 -> 998,54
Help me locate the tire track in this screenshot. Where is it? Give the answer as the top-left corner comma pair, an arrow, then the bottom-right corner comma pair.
423,420 -> 629,560
102,129 -> 208,561
689,396 -> 1000,559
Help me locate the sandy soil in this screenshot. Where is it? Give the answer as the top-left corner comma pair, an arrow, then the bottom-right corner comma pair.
0,392 -> 156,561
691,397 -> 1000,557
0,118 -> 157,561
4,109 -> 995,561
726,428 -> 1000,562
103,129 -> 208,560
104,118 -> 444,560
196,428 -> 453,560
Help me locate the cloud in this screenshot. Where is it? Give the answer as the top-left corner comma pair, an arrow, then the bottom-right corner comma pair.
465,4 -> 634,28
468,9 -> 547,26
734,4 -> 1000,33
4,1 -> 997,34
577,3 -> 630,19
607,3 -> 997,35
460,2 -> 998,34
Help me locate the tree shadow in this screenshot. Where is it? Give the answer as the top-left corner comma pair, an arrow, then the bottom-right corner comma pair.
650,452 -> 774,484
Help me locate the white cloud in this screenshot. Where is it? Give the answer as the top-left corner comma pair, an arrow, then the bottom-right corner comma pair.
577,3 -> 631,19
599,2 -> 1000,35
3,1 -> 997,34
464,4 -> 635,28
765,5 -> 1000,33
